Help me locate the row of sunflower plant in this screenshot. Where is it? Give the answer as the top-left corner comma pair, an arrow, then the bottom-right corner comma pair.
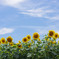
0,30 -> 59,59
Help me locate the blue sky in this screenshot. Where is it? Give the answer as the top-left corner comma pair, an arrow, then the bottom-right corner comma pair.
0,0 -> 59,43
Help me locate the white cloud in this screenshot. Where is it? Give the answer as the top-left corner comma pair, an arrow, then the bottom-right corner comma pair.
21,8 -> 58,20
0,0 -> 59,20
0,0 -> 25,7
0,28 -> 14,35
48,16 -> 59,20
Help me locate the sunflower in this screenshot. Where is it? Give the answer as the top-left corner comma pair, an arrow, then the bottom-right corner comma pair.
16,43 -> 19,45
28,43 -> 31,48
1,38 -> 6,44
0,40 -> 1,44
58,35 -> 59,38
18,40 -> 21,43
45,38 -> 49,41
50,40 -> 53,44
58,35 -> 59,37
18,44 -> 22,48
53,33 -> 58,39
53,41 -> 56,44
48,43 -> 50,45
48,30 -> 55,37
7,36 -> 13,43
22,37 -> 28,43
33,32 -> 40,40
9,42 -> 14,46
27,35 -> 31,41
38,38 -> 41,42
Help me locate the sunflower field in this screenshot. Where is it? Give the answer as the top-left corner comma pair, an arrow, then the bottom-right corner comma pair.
0,30 -> 59,59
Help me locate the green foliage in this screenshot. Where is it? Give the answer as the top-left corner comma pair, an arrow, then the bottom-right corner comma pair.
0,32 -> 59,59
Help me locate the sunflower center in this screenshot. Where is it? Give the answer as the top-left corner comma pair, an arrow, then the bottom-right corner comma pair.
2,40 -> 5,43
34,34 -> 38,38
7,38 -> 12,42
10,44 -> 13,45
18,45 -> 21,47
24,38 -> 27,42
55,35 -> 58,37
27,36 -> 30,39
49,32 -> 53,36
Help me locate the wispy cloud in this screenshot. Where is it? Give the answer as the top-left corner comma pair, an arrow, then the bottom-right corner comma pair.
0,0 -> 59,20
0,28 -> 14,35
21,8 -> 58,20
0,0 -> 25,6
